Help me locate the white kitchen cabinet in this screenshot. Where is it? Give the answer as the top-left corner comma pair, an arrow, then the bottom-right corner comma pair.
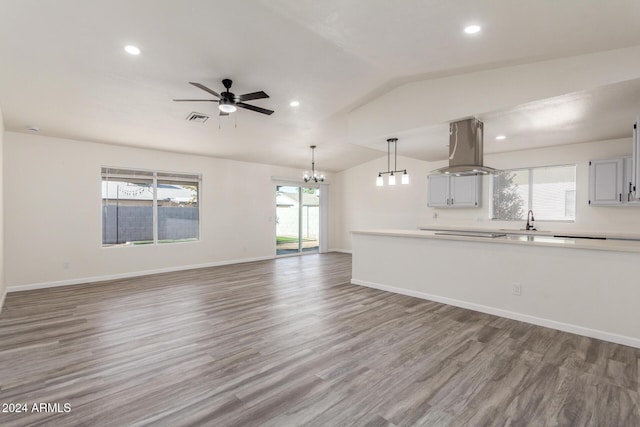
427,174 -> 481,208
450,175 -> 479,207
633,118 -> 639,200
588,158 -> 623,205
624,157 -> 640,205
588,157 -> 640,206
427,175 -> 450,207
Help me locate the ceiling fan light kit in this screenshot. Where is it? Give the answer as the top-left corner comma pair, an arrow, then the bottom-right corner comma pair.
303,145 -> 324,183
376,138 -> 409,186
173,78 -> 274,116
218,99 -> 237,113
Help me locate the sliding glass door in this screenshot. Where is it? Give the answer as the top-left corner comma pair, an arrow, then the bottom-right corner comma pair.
276,186 -> 320,255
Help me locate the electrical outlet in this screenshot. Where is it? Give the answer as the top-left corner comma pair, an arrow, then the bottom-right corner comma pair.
512,283 -> 522,296
63,261 -> 70,270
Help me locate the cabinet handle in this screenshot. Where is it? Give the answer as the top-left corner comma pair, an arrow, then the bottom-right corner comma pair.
619,193 -> 622,202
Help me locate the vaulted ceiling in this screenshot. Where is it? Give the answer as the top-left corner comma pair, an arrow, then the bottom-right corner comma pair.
1,0 -> 639,171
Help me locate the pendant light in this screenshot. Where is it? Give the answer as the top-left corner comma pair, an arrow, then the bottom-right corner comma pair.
376,138 -> 409,186
303,145 -> 324,182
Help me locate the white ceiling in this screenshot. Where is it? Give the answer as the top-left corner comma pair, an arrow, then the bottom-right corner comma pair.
1,0 -> 639,171
388,78 -> 640,162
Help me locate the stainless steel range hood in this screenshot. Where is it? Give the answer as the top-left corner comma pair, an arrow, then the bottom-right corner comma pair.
431,118 -> 499,176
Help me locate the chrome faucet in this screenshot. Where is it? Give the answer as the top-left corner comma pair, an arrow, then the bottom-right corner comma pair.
525,210 -> 536,231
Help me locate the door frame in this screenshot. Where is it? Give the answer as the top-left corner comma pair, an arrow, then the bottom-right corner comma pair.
273,179 -> 328,257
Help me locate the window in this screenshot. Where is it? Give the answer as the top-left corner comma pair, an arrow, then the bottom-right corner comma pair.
491,164 -> 576,221
102,168 -> 200,246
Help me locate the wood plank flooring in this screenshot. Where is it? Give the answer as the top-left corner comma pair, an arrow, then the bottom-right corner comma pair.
0,253 -> 638,426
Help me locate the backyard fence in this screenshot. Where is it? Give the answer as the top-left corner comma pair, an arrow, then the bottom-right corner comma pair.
102,206 -> 198,244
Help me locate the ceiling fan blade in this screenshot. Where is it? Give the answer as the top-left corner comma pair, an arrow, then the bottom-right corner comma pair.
189,82 -> 220,98
238,91 -> 269,102
173,99 -> 217,102
237,102 -> 274,115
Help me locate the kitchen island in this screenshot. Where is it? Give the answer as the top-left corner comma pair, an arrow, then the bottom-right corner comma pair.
351,228 -> 640,348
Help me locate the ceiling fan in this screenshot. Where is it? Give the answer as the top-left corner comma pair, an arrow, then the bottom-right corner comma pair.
173,79 -> 274,116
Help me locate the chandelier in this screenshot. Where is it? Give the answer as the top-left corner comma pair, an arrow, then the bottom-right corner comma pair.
303,145 -> 324,182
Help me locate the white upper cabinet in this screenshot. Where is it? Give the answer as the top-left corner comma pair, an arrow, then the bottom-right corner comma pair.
588,117 -> 640,206
428,174 -> 481,208
427,175 -> 450,207
588,158 -> 625,205
633,118 -> 640,200
624,157 -> 640,205
449,175 -> 479,207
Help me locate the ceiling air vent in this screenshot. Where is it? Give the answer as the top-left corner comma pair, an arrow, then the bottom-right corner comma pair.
185,112 -> 209,123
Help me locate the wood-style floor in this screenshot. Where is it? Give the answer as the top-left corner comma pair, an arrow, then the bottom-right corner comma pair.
0,253 -> 638,426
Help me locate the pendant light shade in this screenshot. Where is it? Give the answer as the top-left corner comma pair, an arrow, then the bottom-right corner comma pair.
388,172 -> 396,185
376,138 -> 409,186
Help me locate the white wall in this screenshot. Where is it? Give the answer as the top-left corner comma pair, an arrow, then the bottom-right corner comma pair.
332,155 -> 430,251
4,132 -> 333,288
335,137 -> 640,250
352,232 -> 640,348
0,108 -> 5,309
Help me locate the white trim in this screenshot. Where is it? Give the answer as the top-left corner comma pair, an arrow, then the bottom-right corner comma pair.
274,251 -> 320,258
0,288 -> 7,313
351,278 -> 640,349
8,256 -> 274,293
330,248 -> 352,254
319,185 -> 328,253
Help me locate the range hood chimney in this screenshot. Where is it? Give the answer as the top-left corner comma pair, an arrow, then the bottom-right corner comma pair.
432,118 -> 498,176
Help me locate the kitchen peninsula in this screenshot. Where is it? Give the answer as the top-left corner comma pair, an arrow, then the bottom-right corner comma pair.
351,228 -> 640,348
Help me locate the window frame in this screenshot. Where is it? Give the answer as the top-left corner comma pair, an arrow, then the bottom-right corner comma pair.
489,163 -> 577,223
101,167 -> 202,247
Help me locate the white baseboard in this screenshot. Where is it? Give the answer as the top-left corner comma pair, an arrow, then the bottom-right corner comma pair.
8,256 -> 275,293
329,248 -> 352,254
351,278 -> 640,349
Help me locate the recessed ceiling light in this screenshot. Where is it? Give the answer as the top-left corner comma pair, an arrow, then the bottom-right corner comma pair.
464,25 -> 481,34
124,45 -> 141,55
496,135 -> 507,140
290,100 -> 300,107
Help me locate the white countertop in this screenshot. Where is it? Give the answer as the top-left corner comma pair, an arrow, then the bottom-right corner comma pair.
351,228 -> 640,253
418,225 -> 640,240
